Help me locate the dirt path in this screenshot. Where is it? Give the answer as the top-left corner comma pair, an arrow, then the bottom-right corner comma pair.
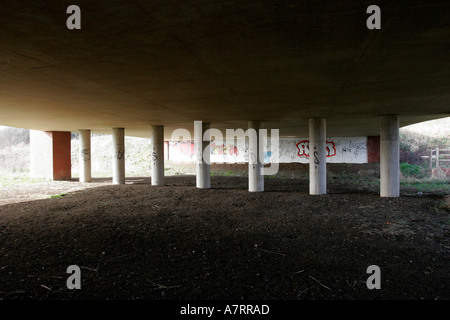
0,168 -> 449,300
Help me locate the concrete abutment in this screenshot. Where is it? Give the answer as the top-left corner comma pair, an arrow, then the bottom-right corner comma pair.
30,130 -> 71,181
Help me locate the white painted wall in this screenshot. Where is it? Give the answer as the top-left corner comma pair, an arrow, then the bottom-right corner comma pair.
168,137 -> 368,164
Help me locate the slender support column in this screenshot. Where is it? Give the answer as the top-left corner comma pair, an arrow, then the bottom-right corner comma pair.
164,141 -> 169,161
309,118 -> 327,195
151,125 -> 165,186
79,130 -> 91,183
380,115 -> 400,197
195,121 -> 211,188
112,128 -> 125,185
248,120 -> 264,192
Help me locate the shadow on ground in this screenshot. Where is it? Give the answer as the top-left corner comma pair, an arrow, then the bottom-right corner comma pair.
0,164 -> 449,300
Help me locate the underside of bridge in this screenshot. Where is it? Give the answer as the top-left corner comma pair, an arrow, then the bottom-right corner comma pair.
0,0 -> 449,196
0,0 -> 449,137
2,1 -> 450,303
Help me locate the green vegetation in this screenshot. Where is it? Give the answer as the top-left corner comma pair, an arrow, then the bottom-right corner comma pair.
0,142 -> 29,174
400,126 -> 450,167
400,179 -> 450,193
400,163 -> 427,179
0,175 -> 46,187
0,127 -> 29,149
49,193 -> 67,198
210,170 -> 244,177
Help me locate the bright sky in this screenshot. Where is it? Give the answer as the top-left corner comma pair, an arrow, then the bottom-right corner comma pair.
401,117 -> 450,138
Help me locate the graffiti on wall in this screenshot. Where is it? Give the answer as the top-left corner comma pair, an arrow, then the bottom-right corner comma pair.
275,137 -> 367,163
170,141 -> 195,160
210,143 -> 239,156
169,137 -> 368,164
295,140 -> 337,158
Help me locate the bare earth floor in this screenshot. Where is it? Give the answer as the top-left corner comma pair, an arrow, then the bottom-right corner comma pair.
0,164 -> 449,302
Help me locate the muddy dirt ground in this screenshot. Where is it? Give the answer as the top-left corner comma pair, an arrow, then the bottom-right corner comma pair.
0,163 -> 449,303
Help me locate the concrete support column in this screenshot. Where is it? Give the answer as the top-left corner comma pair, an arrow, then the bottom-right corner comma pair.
248,120 -> 264,192
79,130 -> 91,183
380,115 -> 400,197
195,121 -> 211,189
112,128 -> 125,185
151,125 -> 165,186
309,118 -> 327,195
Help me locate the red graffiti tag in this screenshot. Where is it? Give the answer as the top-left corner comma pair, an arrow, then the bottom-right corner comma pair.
296,140 -> 336,157
296,140 -> 309,157
210,143 -> 239,156
326,141 -> 336,157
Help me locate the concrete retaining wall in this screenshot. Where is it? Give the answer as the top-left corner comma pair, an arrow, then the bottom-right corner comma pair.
169,136 -> 376,164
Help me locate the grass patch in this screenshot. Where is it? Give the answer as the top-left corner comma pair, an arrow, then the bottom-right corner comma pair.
210,170 -> 245,177
400,163 -> 428,179
0,174 -> 47,187
400,178 -> 450,193
210,170 -> 247,177
49,193 -> 67,198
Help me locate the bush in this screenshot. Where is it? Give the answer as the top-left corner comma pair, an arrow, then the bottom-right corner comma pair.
0,127 -> 29,149
399,129 -> 450,168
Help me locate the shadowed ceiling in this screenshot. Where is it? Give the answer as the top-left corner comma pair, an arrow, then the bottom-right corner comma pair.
0,0 -> 448,139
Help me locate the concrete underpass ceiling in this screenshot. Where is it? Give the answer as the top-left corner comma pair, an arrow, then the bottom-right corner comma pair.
0,0 -> 449,139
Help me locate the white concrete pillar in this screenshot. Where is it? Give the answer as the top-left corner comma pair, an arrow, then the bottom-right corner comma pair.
248,120 -> 264,192
151,125 -> 165,186
380,115 -> 400,197
195,121 -> 211,189
309,118 -> 327,195
79,129 -> 91,183
112,128 -> 125,185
